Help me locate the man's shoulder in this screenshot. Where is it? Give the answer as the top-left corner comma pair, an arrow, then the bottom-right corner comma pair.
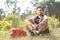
43,15 -> 48,19
31,16 -> 37,19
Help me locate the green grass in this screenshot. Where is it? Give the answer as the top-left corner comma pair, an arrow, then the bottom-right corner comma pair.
0,31 -> 60,40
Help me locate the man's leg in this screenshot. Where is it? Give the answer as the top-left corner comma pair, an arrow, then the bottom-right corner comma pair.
26,23 -> 38,32
36,25 -> 49,35
26,23 -> 39,36
26,24 -> 35,36
26,24 -> 34,32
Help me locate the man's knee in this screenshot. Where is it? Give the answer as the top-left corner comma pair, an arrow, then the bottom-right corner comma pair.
25,19 -> 31,26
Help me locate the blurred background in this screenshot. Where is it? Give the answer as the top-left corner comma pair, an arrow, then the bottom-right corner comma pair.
0,0 -> 60,40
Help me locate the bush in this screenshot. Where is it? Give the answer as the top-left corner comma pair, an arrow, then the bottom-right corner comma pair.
0,20 -> 12,31
0,13 -> 28,31
48,15 -> 60,32
0,13 -> 21,31
0,13 -> 60,32
4,13 -> 21,28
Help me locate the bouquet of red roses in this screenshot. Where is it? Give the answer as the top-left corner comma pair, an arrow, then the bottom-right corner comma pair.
10,28 -> 28,37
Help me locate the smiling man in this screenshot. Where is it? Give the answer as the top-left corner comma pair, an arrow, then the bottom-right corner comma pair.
26,6 -> 49,35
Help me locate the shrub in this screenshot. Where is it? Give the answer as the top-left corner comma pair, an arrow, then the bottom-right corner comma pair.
48,15 -> 60,32
0,20 -> 12,31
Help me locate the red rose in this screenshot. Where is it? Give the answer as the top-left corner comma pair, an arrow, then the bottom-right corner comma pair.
10,28 -> 16,37
10,28 -> 28,37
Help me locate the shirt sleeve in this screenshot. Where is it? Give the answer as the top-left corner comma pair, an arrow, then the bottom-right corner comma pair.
43,15 -> 48,19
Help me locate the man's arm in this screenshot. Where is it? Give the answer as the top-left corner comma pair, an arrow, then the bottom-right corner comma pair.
25,18 -> 38,32
25,19 -> 34,25
37,19 -> 48,33
39,19 -> 48,25
25,19 -> 34,31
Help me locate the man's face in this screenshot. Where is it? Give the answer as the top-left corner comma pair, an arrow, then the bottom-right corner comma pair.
36,8 -> 43,16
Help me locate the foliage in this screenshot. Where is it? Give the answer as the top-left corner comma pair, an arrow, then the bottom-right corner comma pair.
0,20 -> 12,31
0,13 -> 28,31
4,13 -> 21,28
48,15 -> 60,32
0,13 -> 20,31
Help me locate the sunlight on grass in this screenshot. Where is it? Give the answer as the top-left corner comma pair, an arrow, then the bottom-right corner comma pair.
0,31 -> 60,40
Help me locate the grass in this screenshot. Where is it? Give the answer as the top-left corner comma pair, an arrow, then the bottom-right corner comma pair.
0,31 -> 60,40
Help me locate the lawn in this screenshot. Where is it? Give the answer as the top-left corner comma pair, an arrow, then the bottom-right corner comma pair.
0,31 -> 60,40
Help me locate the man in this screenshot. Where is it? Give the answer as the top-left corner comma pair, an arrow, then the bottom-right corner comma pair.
25,6 -> 49,35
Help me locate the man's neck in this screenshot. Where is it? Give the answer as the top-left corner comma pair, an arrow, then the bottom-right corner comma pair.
37,15 -> 42,19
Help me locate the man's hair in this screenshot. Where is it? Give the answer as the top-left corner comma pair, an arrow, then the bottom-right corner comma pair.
36,6 -> 44,11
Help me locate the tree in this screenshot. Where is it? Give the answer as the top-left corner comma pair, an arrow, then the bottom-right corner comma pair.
5,0 -> 20,15
36,0 -> 60,20
0,9 -> 5,20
